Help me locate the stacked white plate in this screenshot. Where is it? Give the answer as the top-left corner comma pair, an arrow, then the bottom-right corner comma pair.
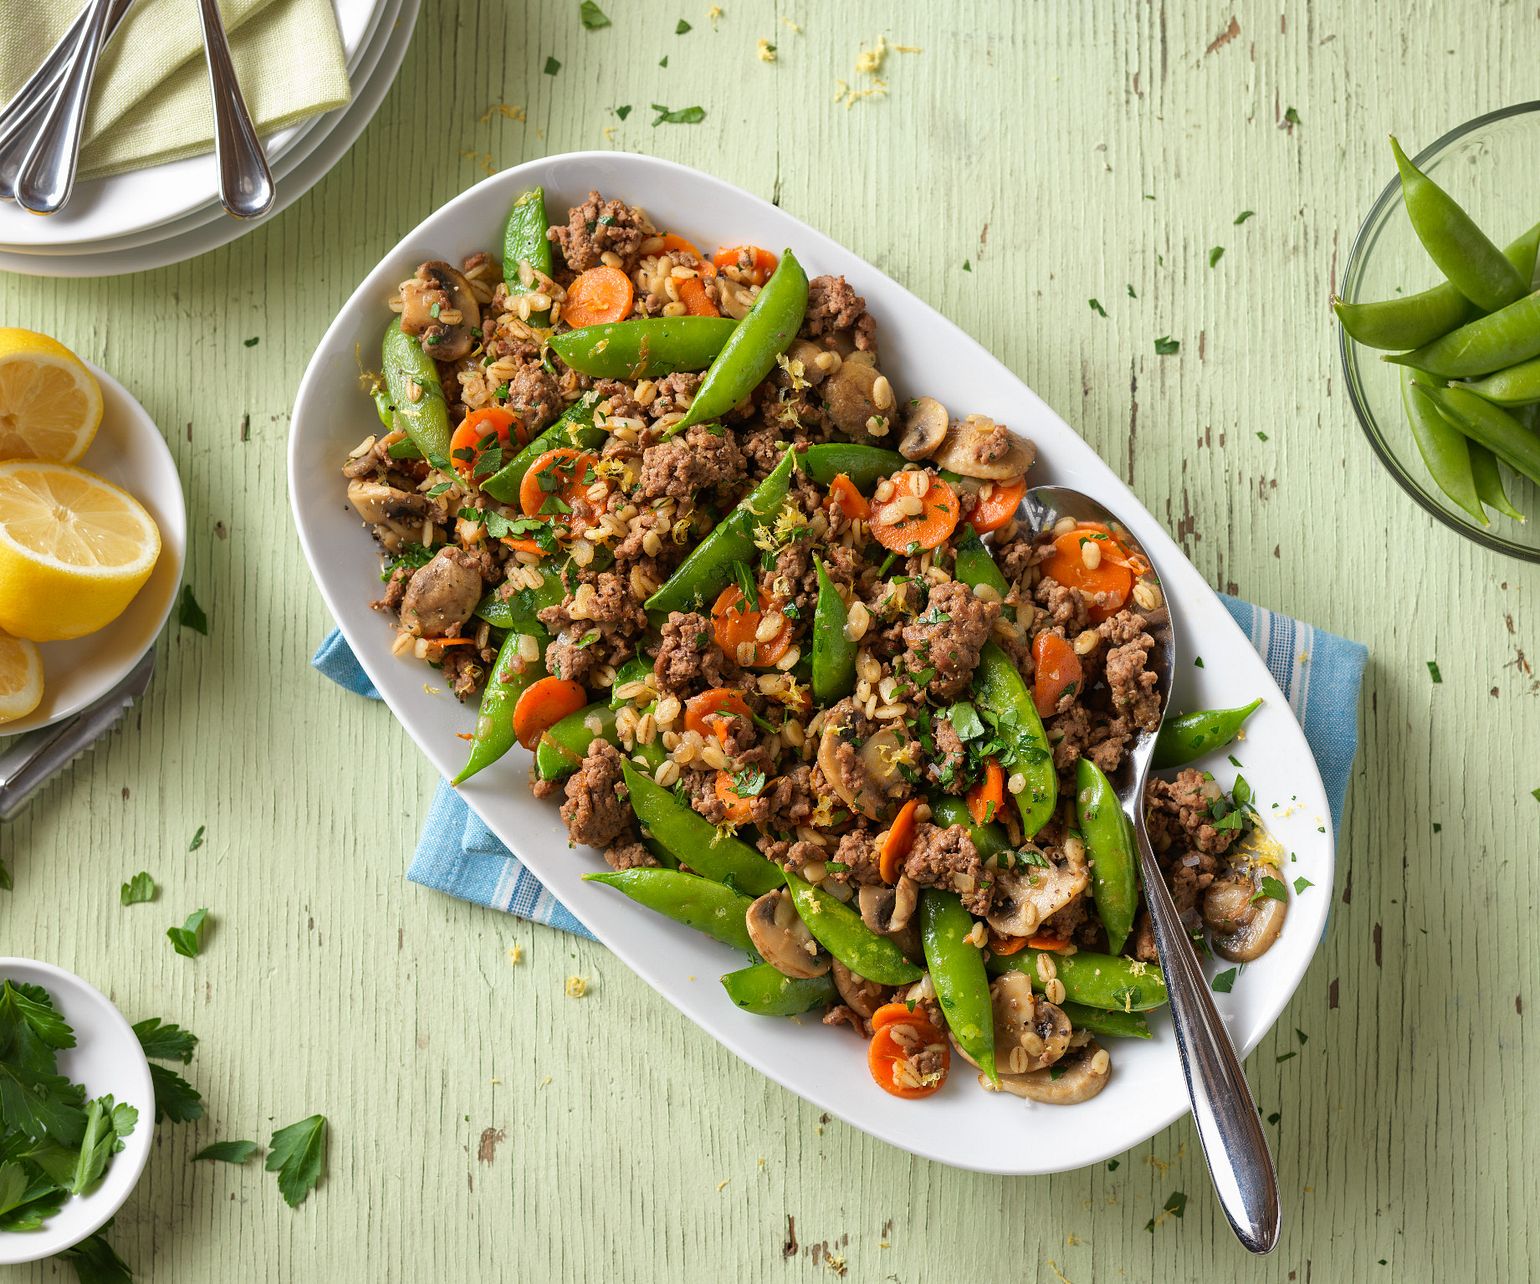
0,0 -> 418,278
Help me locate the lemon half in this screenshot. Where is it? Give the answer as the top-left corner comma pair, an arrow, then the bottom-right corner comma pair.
0,328 -> 103,464
0,630 -> 43,723
0,461 -> 161,641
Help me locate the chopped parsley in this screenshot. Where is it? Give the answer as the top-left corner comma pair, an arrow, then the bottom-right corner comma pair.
1427,660 -> 1442,684
120,871 -> 156,906
1283,106 -> 1301,126
659,54 -> 669,67
243,336 -> 260,348
1293,875 -> 1313,893
178,585 -> 209,635
1145,1190 -> 1188,1232
1234,209 -> 1255,224
166,908 -> 209,959
1127,284 -> 1137,298
1194,656 -> 1204,668
194,1139 -> 259,1164
962,259 -> 972,272
1107,1159 -> 1120,1171
945,701 -> 986,741
188,825 -> 206,852
1251,875 -> 1288,904
675,18 -> 692,33
544,55 -> 561,75
1154,335 -> 1180,356
614,104 -> 632,120
1208,246 -> 1225,267
1276,1051 -> 1296,1063
651,102 -> 706,126
579,0 -> 610,29
732,560 -> 758,607
732,765 -> 767,799
1257,430 -> 1269,441
1088,298 -> 1107,317
1211,967 -> 1238,993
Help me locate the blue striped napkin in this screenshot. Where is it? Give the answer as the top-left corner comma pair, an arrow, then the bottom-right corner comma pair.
311,595 -> 1366,942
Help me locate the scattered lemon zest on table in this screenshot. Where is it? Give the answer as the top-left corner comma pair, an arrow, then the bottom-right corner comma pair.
756,38 -> 776,62
489,1076 -> 502,1085
603,125 -> 618,144
1046,1260 -> 1074,1284
716,1178 -> 731,1191
825,1252 -> 847,1277
458,150 -> 495,177
564,976 -> 588,998
478,102 -> 527,125
538,1074 -> 553,1088
506,944 -> 523,965
780,15 -> 801,33
707,4 -> 723,25
422,683 -> 442,695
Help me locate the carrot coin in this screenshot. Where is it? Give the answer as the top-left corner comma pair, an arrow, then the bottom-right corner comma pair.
512,676 -> 587,750
562,265 -> 635,327
869,470 -> 959,553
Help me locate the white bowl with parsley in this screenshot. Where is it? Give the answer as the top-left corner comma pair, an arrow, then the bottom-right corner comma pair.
0,959 -> 153,1265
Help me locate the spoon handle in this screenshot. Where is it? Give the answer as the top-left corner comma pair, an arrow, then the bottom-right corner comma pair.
1134,800 -> 1282,1254
12,0 -> 116,214
195,0 -> 274,219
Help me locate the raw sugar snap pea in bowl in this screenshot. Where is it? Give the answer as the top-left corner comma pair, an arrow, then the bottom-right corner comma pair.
1338,102 -> 1540,560
289,151 -> 1334,1175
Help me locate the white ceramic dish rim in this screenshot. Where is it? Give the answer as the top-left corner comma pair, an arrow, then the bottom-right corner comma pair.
288,152 -> 1336,1175
0,361 -> 186,735
0,0 -> 384,250
0,0 -> 415,280
0,957 -> 154,1264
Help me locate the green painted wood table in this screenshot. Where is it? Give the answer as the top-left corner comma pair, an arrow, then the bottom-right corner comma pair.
5,2 -> 1538,1279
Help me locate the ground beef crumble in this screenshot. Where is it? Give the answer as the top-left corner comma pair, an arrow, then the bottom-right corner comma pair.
901,580 -> 999,700
804,274 -> 877,351
652,610 -> 731,696
902,822 -> 989,915
548,190 -> 655,274
637,423 -> 746,502
603,841 -> 658,871
560,740 -> 631,848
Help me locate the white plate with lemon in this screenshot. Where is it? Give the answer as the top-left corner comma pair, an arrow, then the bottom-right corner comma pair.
0,330 -> 183,735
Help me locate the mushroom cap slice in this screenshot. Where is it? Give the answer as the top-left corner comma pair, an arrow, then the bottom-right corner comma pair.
1211,887 -> 1287,962
858,876 -> 919,936
399,548 -> 482,638
930,414 -> 1035,480
816,711 -> 909,823
399,260 -> 482,361
954,972 -> 1071,1075
830,960 -> 890,1019
898,396 -> 949,461
346,478 -> 430,528
984,838 -> 1089,938
746,889 -> 829,979
821,358 -> 886,439
990,1039 -> 1112,1104
1201,875 -> 1258,936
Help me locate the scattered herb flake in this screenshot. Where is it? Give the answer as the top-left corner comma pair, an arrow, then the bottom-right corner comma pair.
1267,1110 -> 1282,1124
1284,106 -> 1301,126
243,336 -> 259,348
1427,660 -> 1442,683
1293,875 -> 1313,893
659,54 -> 669,66
1194,656 -> 1204,668
544,56 -> 561,75
267,1114 -> 328,1209
579,0 -> 610,29
194,1139 -> 259,1164
1276,1051 -> 1297,1063
1127,284 -> 1137,298
1154,335 -> 1180,355
675,18 -> 691,33
1089,298 -> 1107,317
1433,821 -> 1442,832
1253,875 -> 1288,903
188,824 -> 206,852
1235,209 -> 1255,224
178,585 -> 208,635
166,908 -> 208,959
615,104 -> 632,120
1211,967 -> 1238,993
1296,1028 -> 1309,1045
1107,1158 -> 1120,1171
119,872 -> 156,906
651,102 -> 706,125
1208,246 -> 1225,267
1257,430 -> 1269,441
962,259 -> 972,272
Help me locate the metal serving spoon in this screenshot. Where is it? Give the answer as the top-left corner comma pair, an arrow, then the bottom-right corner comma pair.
194,0 -> 274,218
1022,485 -> 1282,1256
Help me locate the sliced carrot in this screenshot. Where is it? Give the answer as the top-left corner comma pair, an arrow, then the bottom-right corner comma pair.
712,244 -> 778,286
1038,524 -> 1137,622
1026,934 -> 1071,951
966,758 -> 1005,826
500,536 -> 548,558
677,275 -> 720,317
518,448 -> 599,523
661,233 -> 716,274
684,688 -> 753,743
870,1001 -> 925,1033
987,931 -> 1029,956
826,473 -> 870,522
435,637 -> 476,647
562,265 -> 635,327
1031,631 -> 1083,717
878,797 -> 921,883
450,406 -> 523,481
512,676 -> 587,750
869,470 -> 959,554
868,1018 -> 950,1099
712,770 -> 758,825
968,476 -> 1026,535
710,584 -> 792,668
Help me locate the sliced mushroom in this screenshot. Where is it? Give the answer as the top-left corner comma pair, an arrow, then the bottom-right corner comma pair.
831,960 -> 890,1020
783,339 -> 831,386
347,478 -> 430,528
857,876 -> 919,937
816,711 -> 909,822
1201,875 -> 1257,936
398,260 -> 482,361
898,396 -> 949,461
985,838 -> 1089,938
745,889 -> 829,979
954,972 -> 1071,1075
930,414 -> 1035,480
1211,885 -> 1287,962
821,359 -> 888,438
992,1039 -> 1111,1104
399,548 -> 482,637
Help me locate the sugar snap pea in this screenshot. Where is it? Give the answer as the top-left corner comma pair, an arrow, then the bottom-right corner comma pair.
971,643 -> 1056,836
1418,382 -> 1540,486
987,949 -> 1168,1011
549,317 -> 738,380
783,872 -> 923,986
502,187 -> 555,326
1386,289 -> 1540,379
534,702 -> 617,781
664,249 -> 808,438
801,443 -> 907,488
381,318 -> 452,470
475,555 -> 577,630
1062,1002 -> 1151,1040
919,890 -> 996,1082
1389,136 -> 1528,313
1467,443 -> 1524,520
1401,375 -> 1488,525
479,392 -> 602,504
452,627 -> 547,785
811,559 -> 856,703
1151,697 -> 1262,769
926,794 -> 1009,861
609,655 -> 656,708
584,868 -> 757,953
952,527 -> 1011,599
644,447 -> 796,615
720,962 -> 836,1016
619,760 -> 782,895
1457,353 -> 1540,405
1075,758 -> 1137,954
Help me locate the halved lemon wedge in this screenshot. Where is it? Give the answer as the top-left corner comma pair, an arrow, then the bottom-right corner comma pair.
0,461 -> 161,642
0,328 -> 103,464
0,630 -> 43,724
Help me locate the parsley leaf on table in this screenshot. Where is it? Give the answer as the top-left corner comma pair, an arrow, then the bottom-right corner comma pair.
194,1139 -> 258,1164
59,1230 -> 134,1283
267,1115 -> 328,1208
146,1065 -> 203,1125
650,103 -> 706,126
579,0 -> 609,29
166,909 -> 208,959
1154,335 -> 1180,355
130,1018 -> 197,1063
120,872 -> 156,906
177,585 -> 208,635
1211,967 -> 1239,993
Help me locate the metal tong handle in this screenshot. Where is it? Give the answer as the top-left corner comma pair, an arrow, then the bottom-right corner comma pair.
195,0 -> 274,218
12,0 -> 116,213
1132,767 -> 1282,1254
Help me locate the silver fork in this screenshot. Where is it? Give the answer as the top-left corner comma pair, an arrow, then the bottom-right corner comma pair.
194,0 -> 274,218
1022,485 -> 1282,1255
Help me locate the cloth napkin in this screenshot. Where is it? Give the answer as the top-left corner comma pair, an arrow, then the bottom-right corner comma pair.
0,0 -> 352,181
312,596 -> 1367,943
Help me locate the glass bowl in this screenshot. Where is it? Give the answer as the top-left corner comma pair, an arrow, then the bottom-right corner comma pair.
1339,102 -> 1540,561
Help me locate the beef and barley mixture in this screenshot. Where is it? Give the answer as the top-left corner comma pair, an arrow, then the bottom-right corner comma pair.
343,187 -> 1287,1106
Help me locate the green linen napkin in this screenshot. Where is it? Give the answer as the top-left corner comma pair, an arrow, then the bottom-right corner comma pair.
0,0 -> 352,181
